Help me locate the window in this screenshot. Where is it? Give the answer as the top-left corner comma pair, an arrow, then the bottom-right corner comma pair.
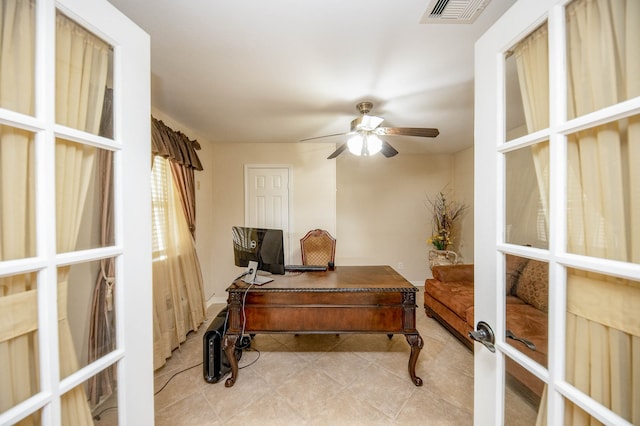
151,156 -> 168,260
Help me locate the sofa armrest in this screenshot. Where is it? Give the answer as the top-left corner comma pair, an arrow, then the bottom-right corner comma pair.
432,264 -> 474,282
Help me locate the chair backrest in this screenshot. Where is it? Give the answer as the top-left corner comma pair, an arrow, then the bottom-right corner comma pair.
300,229 -> 336,266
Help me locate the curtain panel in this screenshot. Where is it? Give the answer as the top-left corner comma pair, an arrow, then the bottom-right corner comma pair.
151,116 -> 203,170
151,116 -> 202,237
150,115 -> 205,370
151,157 -> 206,370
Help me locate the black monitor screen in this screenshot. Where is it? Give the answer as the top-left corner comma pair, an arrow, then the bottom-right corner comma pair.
232,226 -> 285,275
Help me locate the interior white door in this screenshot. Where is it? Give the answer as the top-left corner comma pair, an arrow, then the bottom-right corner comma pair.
0,0 -> 151,424
475,0 -> 640,425
245,165 -> 291,262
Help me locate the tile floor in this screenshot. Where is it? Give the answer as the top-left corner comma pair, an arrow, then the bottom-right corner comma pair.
95,295 -> 539,425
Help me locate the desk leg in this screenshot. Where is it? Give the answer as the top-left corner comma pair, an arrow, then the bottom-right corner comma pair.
406,333 -> 424,386
223,334 -> 239,387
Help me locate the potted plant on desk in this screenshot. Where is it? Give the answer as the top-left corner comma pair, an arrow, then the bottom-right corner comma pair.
426,190 -> 467,270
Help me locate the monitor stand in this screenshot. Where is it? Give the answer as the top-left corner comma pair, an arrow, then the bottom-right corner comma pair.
242,261 -> 273,285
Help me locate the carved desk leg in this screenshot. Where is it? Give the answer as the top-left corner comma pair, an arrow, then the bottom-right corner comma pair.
406,333 -> 424,386
223,334 -> 239,387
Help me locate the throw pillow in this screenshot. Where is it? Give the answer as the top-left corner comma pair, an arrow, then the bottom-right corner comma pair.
515,260 -> 549,312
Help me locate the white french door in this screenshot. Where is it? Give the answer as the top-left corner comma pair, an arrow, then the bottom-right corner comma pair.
474,0 -> 639,425
0,0 -> 151,424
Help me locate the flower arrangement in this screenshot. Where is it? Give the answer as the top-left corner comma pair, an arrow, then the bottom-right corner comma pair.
426,190 -> 467,251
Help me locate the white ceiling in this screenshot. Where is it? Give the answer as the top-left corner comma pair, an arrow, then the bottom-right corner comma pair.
107,0 -> 516,155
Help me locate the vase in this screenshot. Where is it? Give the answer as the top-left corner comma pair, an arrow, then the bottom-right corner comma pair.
428,249 -> 458,270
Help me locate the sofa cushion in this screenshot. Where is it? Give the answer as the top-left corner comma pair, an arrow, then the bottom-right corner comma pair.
465,295 -> 525,326
432,264 -> 474,283
506,303 -> 548,366
514,260 -> 549,312
424,279 -> 474,320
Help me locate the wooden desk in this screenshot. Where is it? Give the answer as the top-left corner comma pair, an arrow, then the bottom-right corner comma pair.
222,265 -> 423,387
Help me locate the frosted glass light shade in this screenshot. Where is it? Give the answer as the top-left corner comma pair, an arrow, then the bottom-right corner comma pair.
366,135 -> 382,155
347,134 -> 382,156
347,135 -> 363,155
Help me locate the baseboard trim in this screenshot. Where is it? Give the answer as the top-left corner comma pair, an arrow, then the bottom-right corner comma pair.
207,295 -> 228,308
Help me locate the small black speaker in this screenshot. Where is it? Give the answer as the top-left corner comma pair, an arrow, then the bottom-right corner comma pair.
202,307 -> 242,383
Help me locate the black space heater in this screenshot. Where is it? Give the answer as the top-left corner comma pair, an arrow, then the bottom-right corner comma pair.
202,307 -> 242,383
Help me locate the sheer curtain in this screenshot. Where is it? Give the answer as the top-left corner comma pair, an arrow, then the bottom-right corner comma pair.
151,155 -> 206,369
515,0 -> 640,424
0,5 -> 108,424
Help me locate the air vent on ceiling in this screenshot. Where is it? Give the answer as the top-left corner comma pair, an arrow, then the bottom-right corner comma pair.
420,0 -> 491,24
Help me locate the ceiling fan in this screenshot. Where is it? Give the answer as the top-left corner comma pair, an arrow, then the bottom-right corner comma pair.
301,102 -> 439,159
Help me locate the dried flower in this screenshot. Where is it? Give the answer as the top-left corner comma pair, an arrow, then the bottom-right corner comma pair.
426,190 -> 467,251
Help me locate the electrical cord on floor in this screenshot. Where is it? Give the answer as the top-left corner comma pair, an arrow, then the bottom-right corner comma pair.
153,338 -> 258,396
154,361 -> 203,395
238,347 -> 261,369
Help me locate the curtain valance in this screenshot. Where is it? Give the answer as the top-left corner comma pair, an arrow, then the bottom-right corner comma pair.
151,116 -> 203,170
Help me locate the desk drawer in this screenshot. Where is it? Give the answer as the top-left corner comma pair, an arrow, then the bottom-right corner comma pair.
244,291 -> 404,306
242,306 -> 407,333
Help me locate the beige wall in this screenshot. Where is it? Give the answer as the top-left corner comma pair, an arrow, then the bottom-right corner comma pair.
453,146 -> 474,264
336,153 -> 455,284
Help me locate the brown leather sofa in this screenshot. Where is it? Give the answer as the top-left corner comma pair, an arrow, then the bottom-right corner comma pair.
423,256 -> 548,399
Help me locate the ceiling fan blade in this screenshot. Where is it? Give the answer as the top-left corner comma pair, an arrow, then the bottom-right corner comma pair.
376,127 -> 439,138
327,143 -> 348,159
380,141 -> 399,158
300,132 -> 348,142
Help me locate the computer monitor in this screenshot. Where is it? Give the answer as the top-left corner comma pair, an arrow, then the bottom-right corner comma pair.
232,226 -> 285,275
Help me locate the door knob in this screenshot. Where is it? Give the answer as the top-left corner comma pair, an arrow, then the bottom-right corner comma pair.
469,321 -> 496,353
505,329 -> 536,351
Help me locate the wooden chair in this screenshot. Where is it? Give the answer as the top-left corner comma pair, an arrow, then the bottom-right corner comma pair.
300,229 -> 336,266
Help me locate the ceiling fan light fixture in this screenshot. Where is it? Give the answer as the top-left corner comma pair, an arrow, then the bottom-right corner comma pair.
347,134 -> 382,156
365,134 -> 382,156
347,134 -> 363,155
306,101 -> 440,159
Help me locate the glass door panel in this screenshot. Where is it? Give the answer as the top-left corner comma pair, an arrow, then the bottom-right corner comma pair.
0,125 -> 36,260
0,0 -> 35,115
505,144 -> 549,249
504,23 -> 549,141
566,115 -> 638,263
60,258 -> 117,378
55,140 -> 115,252
505,370 -> 544,425
0,272 -> 39,408
55,11 -> 113,137
505,256 -> 548,366
566,0 -> 639,119
566,268 -> 639,424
